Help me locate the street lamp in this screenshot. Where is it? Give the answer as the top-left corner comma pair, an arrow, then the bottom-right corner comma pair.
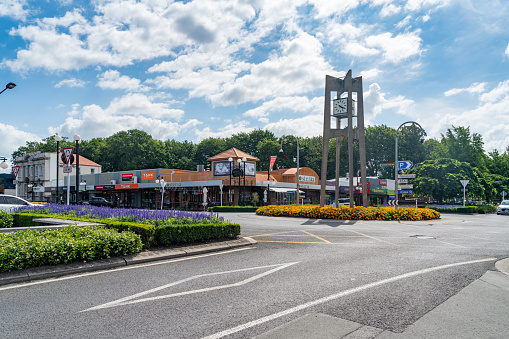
395,121 -> 424,205
228,157 -> 233,206
73,134 -> 81,204
242,157 -> 246,206
280,135 -> 300,205
156,178 -> 165,210
54,135 -> 62,203
0,82 -> 16,95
0,157 -> 8,170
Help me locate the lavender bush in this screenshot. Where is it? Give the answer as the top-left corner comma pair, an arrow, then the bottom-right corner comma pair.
17,204 -> 225,226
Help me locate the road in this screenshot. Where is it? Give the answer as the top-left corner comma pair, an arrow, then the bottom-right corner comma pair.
1,213 -> 508,338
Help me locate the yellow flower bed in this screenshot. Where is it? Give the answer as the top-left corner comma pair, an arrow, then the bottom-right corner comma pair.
255,205 -> 440,221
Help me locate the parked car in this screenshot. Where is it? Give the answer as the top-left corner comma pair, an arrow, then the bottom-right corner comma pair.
0,194 -> 33,212
86,197 -> 114,207
331,198 -> 354,207
497,200 -> 509,215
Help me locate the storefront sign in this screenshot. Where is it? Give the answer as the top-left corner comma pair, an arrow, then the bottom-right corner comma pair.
371,188 -> 387,195
142,172 -> 155,180
378,180 -> 387,185
299,175 -> 315,183
122,173 -> 133,181
33,187 -> 45,193
115,184 -> 138,190
95,185 -> 115,190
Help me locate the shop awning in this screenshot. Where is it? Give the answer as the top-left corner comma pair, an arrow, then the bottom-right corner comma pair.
270,187 -> 305,194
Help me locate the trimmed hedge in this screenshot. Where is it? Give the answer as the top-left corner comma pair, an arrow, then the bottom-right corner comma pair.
0,210 -> 13,228
155,223 -> 241,246
428,205 -> 497,214
10,212 -> 240,249
0,226 -> 143,272
208,206 -> 258,212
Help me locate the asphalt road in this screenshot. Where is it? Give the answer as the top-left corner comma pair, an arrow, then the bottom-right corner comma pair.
1,212 -> 508,338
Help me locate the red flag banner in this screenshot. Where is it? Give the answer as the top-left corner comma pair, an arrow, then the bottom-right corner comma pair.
269,156 -> 277,170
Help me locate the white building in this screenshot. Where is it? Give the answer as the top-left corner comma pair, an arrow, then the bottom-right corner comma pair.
14,152 -> 102,202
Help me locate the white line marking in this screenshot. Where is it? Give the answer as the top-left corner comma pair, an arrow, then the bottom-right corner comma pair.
0,247 -> 253,291
82,262 -> 298,312
201,257 -> 496,339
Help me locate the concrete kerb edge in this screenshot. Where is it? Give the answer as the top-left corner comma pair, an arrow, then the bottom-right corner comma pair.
0,237 -> 256,286
495,257 -> 509,276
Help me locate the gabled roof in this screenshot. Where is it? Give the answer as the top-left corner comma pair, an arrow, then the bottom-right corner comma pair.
207,148 -> 260,162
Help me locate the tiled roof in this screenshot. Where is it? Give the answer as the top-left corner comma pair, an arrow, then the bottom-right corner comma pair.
207,148 -> 260,162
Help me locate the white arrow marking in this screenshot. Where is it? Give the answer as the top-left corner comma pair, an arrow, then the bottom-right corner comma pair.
82,262 -> 298,312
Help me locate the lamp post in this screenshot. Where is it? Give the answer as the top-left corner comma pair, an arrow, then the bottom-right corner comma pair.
0,157 -> 8,170
156,178 -> 165,210
228,157 -> 233,206
0,82 -> 16,95
237,158 -> 242,206
395,121 -> 424,205
54,135 -> 62,203
280,135 -> 300,205
242,157 -> 246,206
73,134 -> 81,204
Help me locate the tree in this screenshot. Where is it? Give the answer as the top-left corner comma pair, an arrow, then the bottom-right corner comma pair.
11,135 -> 74,161
365,125 -> 395,177
438,126 -> 487,170
165,139 -> 196,170
410,158 -> 483,202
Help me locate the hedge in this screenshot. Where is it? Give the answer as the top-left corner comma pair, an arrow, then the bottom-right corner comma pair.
428,205 -> 497,214
0,210 -> 13,228
154,223 -> 241,246
208,206 -> 258,212
9,212 -> 240,249
0,226 -> 143,272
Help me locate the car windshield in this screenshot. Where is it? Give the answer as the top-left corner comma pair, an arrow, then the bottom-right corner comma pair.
501,201 -> 509,205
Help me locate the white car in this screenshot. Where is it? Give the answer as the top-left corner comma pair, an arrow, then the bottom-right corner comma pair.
0,194 -> 34,212
497,200 -> 509,215
331,198 -> 355,207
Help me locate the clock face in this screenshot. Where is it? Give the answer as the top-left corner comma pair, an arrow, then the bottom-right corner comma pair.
334,98 -> 347,115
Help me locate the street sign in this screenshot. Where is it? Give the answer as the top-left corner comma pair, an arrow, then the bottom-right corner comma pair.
299,195 -> 305,199
398,160 -> 413,170
380,162 -> 395,167
388,199 -> 398,206
63,165 -> 72,173
398,174 -> 416,179
399,184 -> 413,189
398,179 -> 408,184
398,189 -> 413,194
62,147 -> 74,165
12,166 -> 20,179
460,180 -> 469,187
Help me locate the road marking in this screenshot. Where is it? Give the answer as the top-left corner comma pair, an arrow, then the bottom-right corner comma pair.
344,229 -> 399,246
82,262 -> 298,312
301,231 -> 332,244
0,247 -> 253,291
201,257 -> 496,339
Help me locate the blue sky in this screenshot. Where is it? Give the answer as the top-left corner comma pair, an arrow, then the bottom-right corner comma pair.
1,0 -> 509,171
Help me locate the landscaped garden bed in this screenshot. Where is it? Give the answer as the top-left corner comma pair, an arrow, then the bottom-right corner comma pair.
427,204 -> 497,214
256,205 -> 441,221
0,204 -> 241,272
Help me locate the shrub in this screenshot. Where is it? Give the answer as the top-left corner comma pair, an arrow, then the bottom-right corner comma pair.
0,226 -> 142,272
208,206 -> 258,212
154,223 -> 241,246
0,210 -> 13,228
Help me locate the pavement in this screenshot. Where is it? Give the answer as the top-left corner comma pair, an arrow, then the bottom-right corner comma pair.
256,257 -> 509,339
0,236 -> 257,286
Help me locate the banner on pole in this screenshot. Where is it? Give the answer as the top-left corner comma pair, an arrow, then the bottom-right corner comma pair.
269,156 -> 277,170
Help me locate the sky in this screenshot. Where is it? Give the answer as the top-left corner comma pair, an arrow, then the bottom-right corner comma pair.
1,0 -> 509,172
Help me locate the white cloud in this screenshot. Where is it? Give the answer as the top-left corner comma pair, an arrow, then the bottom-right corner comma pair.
0,123 -> 40,171
309,0 -> 361,18
444,82 -> 488,97
359,68 -> 382,81
55,78 -> 87,88
363,83 -> 415,123
506,43 -> 509,55
243,96 -> 322,119
193,121 -> 254,142
405,0 -> 451,12
49,94 -> 198,141
97,70 -> 147,92
365,30 -> 423,63
263,113 -> 323,138
480,80 -> 509,103
380,4 -> 401,17
0,0 -> 28,20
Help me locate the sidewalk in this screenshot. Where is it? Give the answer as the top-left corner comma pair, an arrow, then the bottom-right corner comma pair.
0,237 -> 256,286
256,258 -> 509,339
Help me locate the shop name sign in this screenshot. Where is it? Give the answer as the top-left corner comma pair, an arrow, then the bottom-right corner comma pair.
298,175 -> 315,183
142,172 -> 155,180
122,173 -> 134,182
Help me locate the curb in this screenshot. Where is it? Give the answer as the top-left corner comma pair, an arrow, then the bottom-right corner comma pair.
495,257 -> 509,276
0,237 -> 256,287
